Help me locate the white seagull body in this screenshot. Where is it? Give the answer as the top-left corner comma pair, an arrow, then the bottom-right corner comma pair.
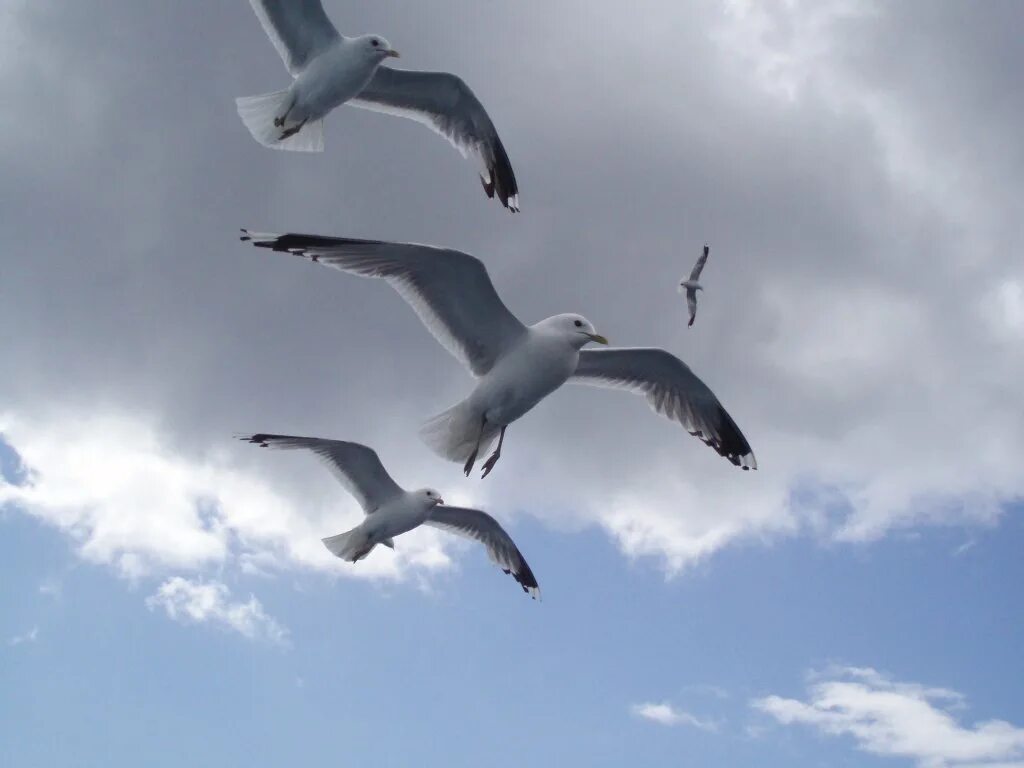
679,243 -> 710,328
240,433 -> 540,598
241,231 -> 758,477
236,0 -> 519,210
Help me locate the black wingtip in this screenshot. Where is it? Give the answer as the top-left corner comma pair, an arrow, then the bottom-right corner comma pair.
239,232 -> 315,260
481,136 -> 520,212
690,410 -> 756,470
238,433 -> 274,448
514,562 -> 540,600
502,561 -> 540,598
239,231 -> 312,254
480,174 -> 518,212
713,405 -> 757,471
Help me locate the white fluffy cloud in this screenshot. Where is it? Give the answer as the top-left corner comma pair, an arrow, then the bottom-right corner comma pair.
579,0 -> 1024,569
7,626 -> 39,647
146,576 -> 288,646
753,667 -> 1024,767
0,410 -> 451,583
631,702 -> 718,732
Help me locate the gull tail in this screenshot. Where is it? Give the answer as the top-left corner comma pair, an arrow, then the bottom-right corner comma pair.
419,398 -> 499,463
322,526 -> 374,562
236,90 -> 324,153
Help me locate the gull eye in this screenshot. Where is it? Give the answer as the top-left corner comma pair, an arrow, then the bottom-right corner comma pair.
574,320 -> 583,328
371,39 -> 379,47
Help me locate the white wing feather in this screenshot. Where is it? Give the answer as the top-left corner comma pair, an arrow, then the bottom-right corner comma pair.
248,0 -> 341,76
686,289 -> 698,327
350,68 -> 519,211
240,231 -> 527,376
690,244 -> 710,281
426,506 -> 539,598
240,434 -> 404,513
572,348 -> 756,470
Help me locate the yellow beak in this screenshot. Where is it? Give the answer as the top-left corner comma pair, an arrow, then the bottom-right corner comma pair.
386,49 -> 401,58
586,333 -> 609,345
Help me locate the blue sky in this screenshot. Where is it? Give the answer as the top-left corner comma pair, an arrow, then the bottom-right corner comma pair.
4,436 -> 1023,766
3,1 -> 1024,766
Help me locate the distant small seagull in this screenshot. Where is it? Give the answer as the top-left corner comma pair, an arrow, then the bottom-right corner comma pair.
680,244 -> 710,328
240,433 -> 540,598
240,231 -> 757,477
236,0 -> 519,210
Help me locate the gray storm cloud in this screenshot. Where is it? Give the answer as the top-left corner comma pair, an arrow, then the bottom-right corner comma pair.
1,0 -> 1022,580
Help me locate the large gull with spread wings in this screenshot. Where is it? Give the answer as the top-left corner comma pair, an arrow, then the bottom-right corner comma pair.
236,0 -> 519,210
241,433 -> 539,598
241,230 -> 757,478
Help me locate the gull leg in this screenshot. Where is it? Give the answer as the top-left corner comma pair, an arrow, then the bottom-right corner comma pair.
463,415 -> 487,477
274,97 -> 296,128
279,118 -> 307,141
480,425 -> 507,479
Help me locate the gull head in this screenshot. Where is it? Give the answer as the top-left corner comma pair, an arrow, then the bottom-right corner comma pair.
679,279 -> 703,293
358,35 -> 400,61
539,313 -> 609,348
417,488 -> 444,507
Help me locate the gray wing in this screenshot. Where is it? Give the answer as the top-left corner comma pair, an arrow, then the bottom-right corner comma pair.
690,243 -> 710,281
349,68 -> 519,211
241,230 -> 527,376
240,434 -> 404,513
572,348 -> 757,470
426,506 -> 539,599
248,0 -> 341,76
686,289 -> 698,327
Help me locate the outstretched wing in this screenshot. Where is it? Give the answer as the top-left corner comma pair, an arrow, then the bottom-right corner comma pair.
240,434 -> 404,513
248,0 -> 341,76
426,506 -> 540,599
350,68 -> 519,211
690,243 -> 710,281
241,230 -> 528,376
686,289 -> 698,327
571,348 -> 756,470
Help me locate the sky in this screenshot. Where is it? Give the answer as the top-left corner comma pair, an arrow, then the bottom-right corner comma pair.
1,0 -> 1023,766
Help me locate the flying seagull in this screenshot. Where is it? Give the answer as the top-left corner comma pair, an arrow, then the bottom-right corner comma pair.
240,433 -> 540,598
235,0 -> 519,210
680,243 -> 710,328
240,231 -> 757,477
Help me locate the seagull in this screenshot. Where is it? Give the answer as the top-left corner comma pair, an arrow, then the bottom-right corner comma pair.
240,433 -> 540,598
240,230 -> 757,477
235,0 -> 519,210
680,243 -> 710,328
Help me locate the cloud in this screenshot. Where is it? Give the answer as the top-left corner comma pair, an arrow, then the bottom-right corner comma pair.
952,539 -> 977,558
1,0 -> 1023,580
37,577 -> 62,598
7,626 -> 39,647
146,576 -> 288,646
631,701 -> 718,732
985,280 -> 1024,340
714,0 -> 879,104
0,410 -> 451,583
752,667 -> 1024,767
